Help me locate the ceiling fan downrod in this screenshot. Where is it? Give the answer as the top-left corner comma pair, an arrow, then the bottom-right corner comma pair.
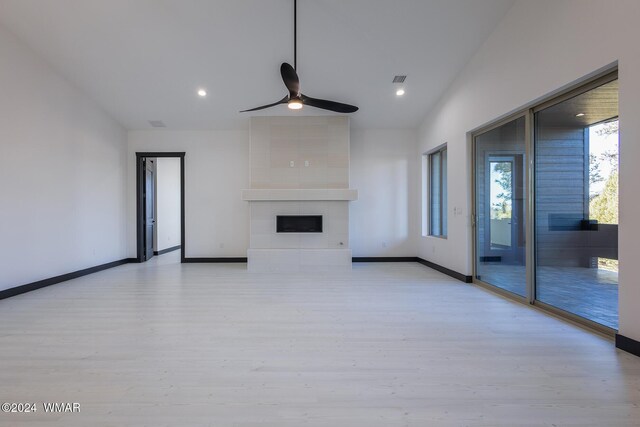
239,0 -> 358,114
294,0 -> 297,71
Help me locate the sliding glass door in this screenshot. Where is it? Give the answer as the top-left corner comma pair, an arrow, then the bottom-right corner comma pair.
474,117 -> 527,297
534,78 -> 619,329
472,72 -> 619,331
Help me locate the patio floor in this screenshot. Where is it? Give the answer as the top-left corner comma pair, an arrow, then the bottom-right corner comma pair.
477,263 -> 618,329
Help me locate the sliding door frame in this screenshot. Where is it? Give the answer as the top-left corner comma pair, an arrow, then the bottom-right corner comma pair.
531,70 -> 618,336
471,68 -> 618,336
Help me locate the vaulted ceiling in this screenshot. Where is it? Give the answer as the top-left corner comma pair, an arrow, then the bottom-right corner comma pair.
0,0 -> 515,130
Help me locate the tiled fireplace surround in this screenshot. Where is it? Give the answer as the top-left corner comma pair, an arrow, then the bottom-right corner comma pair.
242,116 -> 357,272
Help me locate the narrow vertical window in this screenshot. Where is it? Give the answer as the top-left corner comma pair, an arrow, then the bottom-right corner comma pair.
429,146 -> 447,237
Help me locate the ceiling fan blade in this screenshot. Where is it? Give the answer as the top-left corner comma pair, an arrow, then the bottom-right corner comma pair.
301,94 -> 359,113
280,62 -> 300,97
240,96 -> 288,112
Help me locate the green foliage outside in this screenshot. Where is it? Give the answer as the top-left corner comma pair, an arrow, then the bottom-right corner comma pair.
589,170 -> 618,225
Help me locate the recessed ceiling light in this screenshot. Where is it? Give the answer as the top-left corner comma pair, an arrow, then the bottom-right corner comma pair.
576,113 -> 585,117
396,88 -> 405,96
197,89 -> 207,97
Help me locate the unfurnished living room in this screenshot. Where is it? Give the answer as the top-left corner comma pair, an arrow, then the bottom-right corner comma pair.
1,0 -> 640,426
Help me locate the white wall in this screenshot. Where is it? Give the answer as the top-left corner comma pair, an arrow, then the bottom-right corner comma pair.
416,0 -> 640,341
127,130 -> 250,258
250,116 -> 350,189
351,129 -> 418,257
0,23 -> 127,291
155,158 -> 181,252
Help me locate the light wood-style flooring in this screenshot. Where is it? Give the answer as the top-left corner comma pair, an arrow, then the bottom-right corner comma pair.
1,252 -> 639,426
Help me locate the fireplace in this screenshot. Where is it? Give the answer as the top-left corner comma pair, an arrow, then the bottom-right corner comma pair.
276,215 -> 323,233
243,116 -> 355,272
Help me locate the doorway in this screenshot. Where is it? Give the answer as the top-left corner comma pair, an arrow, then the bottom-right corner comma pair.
144,158 -> 156,260
485,154 -> 524,265
136,152 -> 185,263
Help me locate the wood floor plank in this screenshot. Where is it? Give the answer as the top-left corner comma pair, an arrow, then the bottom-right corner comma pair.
1,252 -> 639,426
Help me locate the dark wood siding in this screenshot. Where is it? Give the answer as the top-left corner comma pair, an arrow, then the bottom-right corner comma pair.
535,126 -> 589,267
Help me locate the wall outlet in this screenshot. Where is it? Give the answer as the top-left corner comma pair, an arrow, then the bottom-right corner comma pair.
219,243 -> 224,249
304,160 -> 309,167
289,160 -> 295,168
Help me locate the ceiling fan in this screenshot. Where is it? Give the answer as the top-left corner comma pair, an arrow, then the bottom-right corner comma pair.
240,0 -> 358,114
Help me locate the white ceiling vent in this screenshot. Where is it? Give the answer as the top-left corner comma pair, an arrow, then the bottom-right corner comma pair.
148,120 -> 166,128
392,75 -> 407,83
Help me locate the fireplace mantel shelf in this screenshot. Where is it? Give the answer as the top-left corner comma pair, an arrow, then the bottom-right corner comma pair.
242,189 -> 358,202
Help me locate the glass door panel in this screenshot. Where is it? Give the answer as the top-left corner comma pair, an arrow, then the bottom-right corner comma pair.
534,79 -> 619,329
474,117 -> 526,297
430,151 -> 442,235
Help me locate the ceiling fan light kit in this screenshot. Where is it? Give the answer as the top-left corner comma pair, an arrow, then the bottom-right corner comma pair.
288,98 -> 303,110
240,0 -> 358,114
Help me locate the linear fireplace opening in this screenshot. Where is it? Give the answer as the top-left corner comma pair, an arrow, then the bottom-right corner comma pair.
276,215 -> 323,233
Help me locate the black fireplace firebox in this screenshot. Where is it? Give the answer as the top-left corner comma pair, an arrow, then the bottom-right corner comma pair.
276,215 -> 323,233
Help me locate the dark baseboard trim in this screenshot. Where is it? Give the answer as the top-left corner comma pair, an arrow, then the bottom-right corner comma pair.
183,257 -> 248,263
352,257 -> 417,262
616,334 -> 640,358
180,256 -> 471,284
416,257 -> 473,283
154,245 -> 181,256
0,258 -> 136,301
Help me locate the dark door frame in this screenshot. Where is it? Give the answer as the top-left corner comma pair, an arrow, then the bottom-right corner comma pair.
144,158 -> 156,261
136,152 -> 185,263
